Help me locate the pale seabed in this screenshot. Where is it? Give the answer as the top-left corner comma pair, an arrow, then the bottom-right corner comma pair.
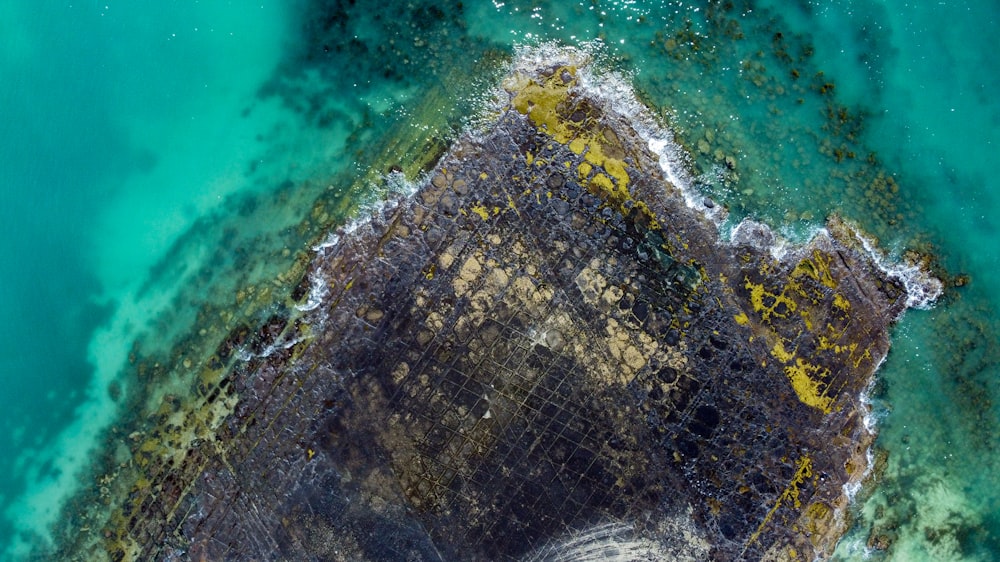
0,1 -> 996,560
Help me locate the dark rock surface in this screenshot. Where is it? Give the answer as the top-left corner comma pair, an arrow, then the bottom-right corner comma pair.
82,52 -> 912,561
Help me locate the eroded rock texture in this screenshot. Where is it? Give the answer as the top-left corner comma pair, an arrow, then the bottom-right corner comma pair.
97,55 -> 909,561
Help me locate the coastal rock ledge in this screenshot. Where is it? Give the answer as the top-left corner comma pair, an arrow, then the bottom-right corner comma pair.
74,50 -> 930,561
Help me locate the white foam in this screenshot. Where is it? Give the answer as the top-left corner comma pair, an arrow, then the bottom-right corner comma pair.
728,218 -> 804,261
384,168 -> 424,199
841,413 -> 877,505
300,169 -> 429,326
508,40 -> 594,76
236,332 -> 309,362
834,534 -> 877,561
295,269 -> 330,314
312,229 -> 341,252
854,228 -> 944,310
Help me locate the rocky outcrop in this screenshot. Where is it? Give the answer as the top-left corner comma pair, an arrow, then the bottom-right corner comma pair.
71,49 -> 918,562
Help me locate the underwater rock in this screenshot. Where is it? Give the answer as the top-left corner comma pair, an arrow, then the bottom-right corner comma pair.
72,49 -> 927,561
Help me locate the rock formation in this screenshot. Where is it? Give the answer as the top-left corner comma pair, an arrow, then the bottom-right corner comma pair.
67,49 -> 919,562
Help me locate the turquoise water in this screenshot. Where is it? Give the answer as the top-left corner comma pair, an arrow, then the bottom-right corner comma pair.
1,1 -> 996,560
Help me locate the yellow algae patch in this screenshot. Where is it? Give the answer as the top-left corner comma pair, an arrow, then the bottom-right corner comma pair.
816,334 -> 859,358
506,64 -> 652,225
589,173 -> 616,196
438,251 -> 455,270
622,345 -> 646,372
602,284 -> 625,306
453,255 -> 483,297
574,263 -> 608,304
784,359 -> 833,413
745,455 -> 815,551
745,277 -> 798,321
424,311 -> 446,333
509,275 -> 552,306
470,205 -> 491,220
799,310 -> 814,331
483,267 -> 511,294
508,65 -> 578,144
586,144 -> 630,189
771,340 -> 796,363
603,318 -> 646,383
792,251 -> 837,289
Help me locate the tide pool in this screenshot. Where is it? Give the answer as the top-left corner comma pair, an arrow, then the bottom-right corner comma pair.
1,1 -> 997,560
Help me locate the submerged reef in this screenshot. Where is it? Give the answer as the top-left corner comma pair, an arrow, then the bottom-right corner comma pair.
56,49 -> 933,561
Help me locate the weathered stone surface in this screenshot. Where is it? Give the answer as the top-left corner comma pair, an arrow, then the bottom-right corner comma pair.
87,53 -> 911,561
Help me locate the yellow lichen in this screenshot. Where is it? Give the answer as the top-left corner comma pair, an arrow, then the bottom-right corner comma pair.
771,340 -> 796,363
744,455 -> 815,552
800,310 -> 814,331
588,146 -> 630,190
784,359 -> 833,413
792,251 -> 837,289
631,201 -> 661,230
816,334 -> 859,357
745,278 -> 798,321
734,312 -> 750,326
508,65 -> 579,144
506,64 -> 655,226
855,345 -> 873,368
470,205 -> 491,220
590,173 -> 615,195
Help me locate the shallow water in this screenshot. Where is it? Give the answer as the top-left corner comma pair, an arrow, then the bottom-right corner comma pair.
0,1 -> 996,559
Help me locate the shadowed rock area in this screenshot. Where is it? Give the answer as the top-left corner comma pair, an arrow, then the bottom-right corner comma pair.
78,52 -> 918,561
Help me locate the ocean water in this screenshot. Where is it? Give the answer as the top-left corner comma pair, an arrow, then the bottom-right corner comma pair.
0,1 -> 996,560
0,1 -> 291,552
